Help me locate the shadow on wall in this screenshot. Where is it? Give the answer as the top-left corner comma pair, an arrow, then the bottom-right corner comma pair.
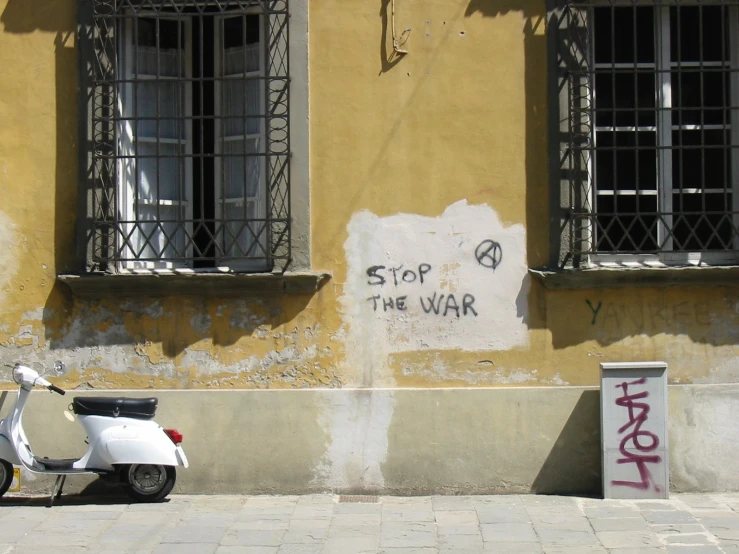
334,0 -> 548,276
464,0 -> 550,331
465,0 -> 545,19
1,0 -> 82,350
0,3 -> 79,275
373,0 -> 549,268
466,2 -> 739,352
1,1 -> 322,362
547,286 -> 739,349
0,0 -> 75,33
379,0 -> 405,74
41,293 -> 317,358
532,389 -> 603,496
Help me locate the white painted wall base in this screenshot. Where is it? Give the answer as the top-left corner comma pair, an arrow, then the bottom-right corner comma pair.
0,384 -> 736,496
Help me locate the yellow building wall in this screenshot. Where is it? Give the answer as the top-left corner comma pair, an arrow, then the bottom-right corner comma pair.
0,0 -> 737,391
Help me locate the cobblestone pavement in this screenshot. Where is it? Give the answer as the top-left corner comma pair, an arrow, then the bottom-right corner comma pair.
0,493 -> 738,553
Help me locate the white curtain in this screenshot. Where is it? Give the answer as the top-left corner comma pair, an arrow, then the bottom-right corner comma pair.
220,20 -> 263,260
122,35 -> 188,267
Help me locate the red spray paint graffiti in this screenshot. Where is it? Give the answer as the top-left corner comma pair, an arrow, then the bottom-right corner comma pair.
610,377 -> 663,492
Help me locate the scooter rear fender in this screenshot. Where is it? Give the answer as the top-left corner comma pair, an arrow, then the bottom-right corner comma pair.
95,427 -> 184,467
104,438 -> 180,466
0,435 -> 21,465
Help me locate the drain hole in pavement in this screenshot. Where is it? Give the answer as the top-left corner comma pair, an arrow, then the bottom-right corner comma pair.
338,495 -> 379,503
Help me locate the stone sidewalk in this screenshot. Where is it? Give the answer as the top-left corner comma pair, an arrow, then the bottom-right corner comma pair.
0,493 -> 738,553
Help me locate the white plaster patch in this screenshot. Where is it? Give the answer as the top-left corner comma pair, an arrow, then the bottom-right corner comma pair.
0,212 -> 20,307
179,349 -> 261,375
190,313 -> 212,334
177,343 -> 327,387
20,308 -> 44,322
671,386 -> 739,491
314,390 -> 395,491
0,343 -> 175,381
340,201 -> 529,385
120,299 -> 164,318
228,300 -> 271,330
695,351 -> 739,384
400,355 -> 570,386
53,310 -> 131,351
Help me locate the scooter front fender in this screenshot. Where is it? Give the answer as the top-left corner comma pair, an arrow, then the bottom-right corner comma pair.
0,435 -> 21,465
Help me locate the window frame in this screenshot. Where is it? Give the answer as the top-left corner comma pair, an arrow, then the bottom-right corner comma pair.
213,11 -> 269,272
118,13 -> 194,271
80,0 -> 294,276
559,0 -> 739,269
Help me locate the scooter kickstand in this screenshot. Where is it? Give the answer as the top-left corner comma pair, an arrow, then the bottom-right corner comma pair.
47,475 -> 66,508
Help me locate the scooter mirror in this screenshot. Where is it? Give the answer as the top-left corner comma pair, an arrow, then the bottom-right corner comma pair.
54,361 -> 65,374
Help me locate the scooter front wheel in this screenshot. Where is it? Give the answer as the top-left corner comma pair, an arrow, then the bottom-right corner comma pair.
122,464 -> 176,502
0,460 -> 13,497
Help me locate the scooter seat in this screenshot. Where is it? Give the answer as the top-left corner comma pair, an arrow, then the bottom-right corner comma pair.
72,397 -> 158,419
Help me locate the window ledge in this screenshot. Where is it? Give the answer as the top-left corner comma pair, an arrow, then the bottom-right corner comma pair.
529,265 -> 739,290
57,271 -> 332,299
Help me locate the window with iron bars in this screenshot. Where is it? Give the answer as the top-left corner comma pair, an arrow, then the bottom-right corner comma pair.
560,0 -> 739,267
83,0 -> 290,272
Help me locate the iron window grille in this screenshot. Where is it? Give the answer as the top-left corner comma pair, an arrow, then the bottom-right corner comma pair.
559,0 -> 739,267
82,0 -> 290,272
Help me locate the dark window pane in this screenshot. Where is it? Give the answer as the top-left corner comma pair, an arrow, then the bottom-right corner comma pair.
246,14 -> 260,44
224,14 -> 260,48
671,70 -> 730,126
224,17 -> 244,48
136,18 -> 183,50
672,130 -> 730,193
670,6 -> 728,63
594,7 -> 654,64
596,131 -> 657,192
595,71 -> 656,127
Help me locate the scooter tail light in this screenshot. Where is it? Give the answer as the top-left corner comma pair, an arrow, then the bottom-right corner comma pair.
164,429 -> 183,445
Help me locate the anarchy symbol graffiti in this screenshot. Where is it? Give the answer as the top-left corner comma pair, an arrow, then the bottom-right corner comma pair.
475,240 -> 503,270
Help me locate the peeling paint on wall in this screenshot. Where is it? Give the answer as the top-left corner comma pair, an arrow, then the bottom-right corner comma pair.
0,212 -> 19,307
340,200 -> 529,386
0,293 -> 343,390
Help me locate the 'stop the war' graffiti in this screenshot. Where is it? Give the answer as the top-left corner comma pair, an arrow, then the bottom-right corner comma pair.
363,241 -> 500,318
365,261 -> 479,318
340,201 -> 530,354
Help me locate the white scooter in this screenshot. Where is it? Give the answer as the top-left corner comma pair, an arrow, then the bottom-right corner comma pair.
0,362 -> 188,505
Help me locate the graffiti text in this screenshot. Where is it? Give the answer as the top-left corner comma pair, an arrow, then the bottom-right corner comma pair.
610,377 -> 663,493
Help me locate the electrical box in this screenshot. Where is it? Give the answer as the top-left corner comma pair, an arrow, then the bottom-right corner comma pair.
600,361 -> 668,499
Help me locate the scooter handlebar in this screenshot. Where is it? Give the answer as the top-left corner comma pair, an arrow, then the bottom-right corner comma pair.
48,384 -> 66,396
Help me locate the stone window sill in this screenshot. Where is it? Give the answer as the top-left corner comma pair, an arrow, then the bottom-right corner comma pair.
529,265 -> 739,290
57,271 -> 332,298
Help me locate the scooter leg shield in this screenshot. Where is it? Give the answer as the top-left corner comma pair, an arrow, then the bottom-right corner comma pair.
0,436 -> 22,466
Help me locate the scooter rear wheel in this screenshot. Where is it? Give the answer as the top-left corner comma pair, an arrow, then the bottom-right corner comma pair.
0,460 -> 13,497
122,464 -> 176,502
